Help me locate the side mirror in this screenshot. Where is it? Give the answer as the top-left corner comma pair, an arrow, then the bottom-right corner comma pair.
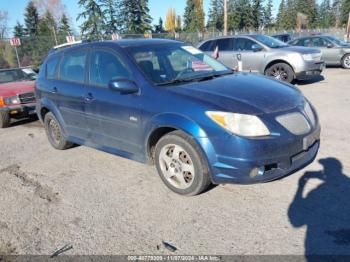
108,78 -> 139,94
252,44 -> 263,52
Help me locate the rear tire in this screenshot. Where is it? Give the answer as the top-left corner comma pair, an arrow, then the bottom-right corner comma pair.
0,111 -> 10,128
44,112 -> 73,150
265,62 -> 295,83
341,54 -> 350,69
155,130 -> 211,196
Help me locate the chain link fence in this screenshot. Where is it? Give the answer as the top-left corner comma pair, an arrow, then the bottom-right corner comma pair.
0,28 -> 348,70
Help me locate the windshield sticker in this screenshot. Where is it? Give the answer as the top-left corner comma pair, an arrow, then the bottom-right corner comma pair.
182,46 -> 203,55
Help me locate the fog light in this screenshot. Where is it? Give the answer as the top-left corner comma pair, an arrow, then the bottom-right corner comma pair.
249,167 -> 265,178
10,110 -> 18,115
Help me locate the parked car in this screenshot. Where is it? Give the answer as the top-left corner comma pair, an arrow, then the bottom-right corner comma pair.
289,35 -> 350,69
272,33 -> 292,43
198,34 -> 324,83
0,68 -> 37,128
36,39 -> 320,195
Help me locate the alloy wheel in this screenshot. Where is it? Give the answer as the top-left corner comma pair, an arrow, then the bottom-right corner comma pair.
344,55 -> 350,69
158,144 -> 195,190
49,119 -> 62,145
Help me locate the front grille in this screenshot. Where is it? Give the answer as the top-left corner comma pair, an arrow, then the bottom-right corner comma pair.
276,112 -> 311,135
19,92 -> 35,104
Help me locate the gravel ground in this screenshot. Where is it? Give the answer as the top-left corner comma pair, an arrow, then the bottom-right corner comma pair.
0,68 -> 349,256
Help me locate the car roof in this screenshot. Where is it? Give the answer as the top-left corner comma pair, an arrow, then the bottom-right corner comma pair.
49,38 -> 183,56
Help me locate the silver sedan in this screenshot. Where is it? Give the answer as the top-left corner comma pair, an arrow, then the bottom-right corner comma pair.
289,35 -> 350,69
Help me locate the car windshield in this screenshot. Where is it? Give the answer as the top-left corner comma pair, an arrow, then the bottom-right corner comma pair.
0,69 -> 35,84
251,35 -> 289,48
126,44 -> 232,85
325,36 -> 349,47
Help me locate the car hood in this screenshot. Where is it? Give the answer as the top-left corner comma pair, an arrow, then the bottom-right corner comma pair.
281,46 -> 321,54
0,81 -> 35,97
167,73 -> 304,115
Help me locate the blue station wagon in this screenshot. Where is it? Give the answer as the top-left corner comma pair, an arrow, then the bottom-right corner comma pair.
36,39 -> 320,195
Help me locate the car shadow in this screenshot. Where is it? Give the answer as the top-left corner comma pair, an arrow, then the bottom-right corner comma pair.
294,75 -> 325,86
288,158 -> 350,260
10,116 -> 40,128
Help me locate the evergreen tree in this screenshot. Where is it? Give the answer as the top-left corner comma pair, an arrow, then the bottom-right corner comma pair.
207,0 -> 224,31
24,1 -> 39,36
154,17 -> 165,33
117,0 -> 152,33
251,0 -> 263,30
175,15 -> 182,32
228,0 -> 240,31
77,0 -> 105,39
101,0 -> 119,34
276,0 -> 286,28
183,0 -> 205,32
263,0 -> 273,29
341,0 -> 350,26
295,0 -> 317,28
59,14 -> 72,35
284,0 -> 297,29
318,0 -> 336,28
13,22 -> 25,38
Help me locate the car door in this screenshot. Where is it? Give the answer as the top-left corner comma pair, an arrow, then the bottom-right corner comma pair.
55,49 -> 89,139
232,37 -> 265,73
310,37 -> 338,65
84,48 -> 143,155
214,38 -> 235,68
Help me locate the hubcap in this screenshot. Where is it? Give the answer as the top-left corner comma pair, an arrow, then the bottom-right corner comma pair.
49,119 -> 61,145
159,144 -> 195,190
270,65 -> 288,81
344,56 -> 350,69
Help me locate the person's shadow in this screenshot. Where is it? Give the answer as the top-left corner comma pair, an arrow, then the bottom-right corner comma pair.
288,158 -> 350,260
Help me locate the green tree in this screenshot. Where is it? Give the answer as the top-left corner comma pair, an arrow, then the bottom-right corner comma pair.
341,0 -> 350,26
318,0 -> 336,28
58,14 -> 72,44
13,22 -> 25,38
77,0 -> 105,39
263,0 -> 273,29
295,0 -> 317,28
101,0 -> 119,34
251,0 -> 264,30
24,1 -> 39,36
207,0 -> 224,31
117,0 -> 152,33
183,0 -> 205,32
154,17 -> 165,33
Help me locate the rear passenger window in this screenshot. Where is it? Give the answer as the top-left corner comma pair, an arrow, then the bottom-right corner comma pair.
46,56 -> 60,79
89,50 -> 131,87
60,50 -> 87,83
199,41 -> 215,52
216,38 -> 234,51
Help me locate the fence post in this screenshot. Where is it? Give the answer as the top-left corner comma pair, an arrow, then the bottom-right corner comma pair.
14,46 -> 20,68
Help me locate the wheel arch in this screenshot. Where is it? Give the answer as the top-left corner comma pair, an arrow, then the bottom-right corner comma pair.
264,59 -> 296,75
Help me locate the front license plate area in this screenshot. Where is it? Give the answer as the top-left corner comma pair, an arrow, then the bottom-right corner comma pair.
303,128 -> 320,151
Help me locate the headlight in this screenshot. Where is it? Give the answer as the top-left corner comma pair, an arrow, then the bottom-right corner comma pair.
3,95 -> 20,105
302,54 -> 314,61
304,102 -> 316,127
206,111 -> 270,137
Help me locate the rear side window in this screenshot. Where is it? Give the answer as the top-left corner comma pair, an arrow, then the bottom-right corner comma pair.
60,50 -> 87,83
46,56 -> 60,79
216,38 -> 234,51
89,50 -> 131,87
199,40 -> 215,52
233,38 -> 256,51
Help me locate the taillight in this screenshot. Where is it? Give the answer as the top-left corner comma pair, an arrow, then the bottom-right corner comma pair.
0,97 -> 4,107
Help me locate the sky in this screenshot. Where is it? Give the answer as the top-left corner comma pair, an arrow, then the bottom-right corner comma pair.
1,0 -> 281,32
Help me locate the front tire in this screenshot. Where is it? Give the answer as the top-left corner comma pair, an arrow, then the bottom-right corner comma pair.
265,62 -> 295,83
44,112 -> 73,150
155,131 -> 211,196
341,54 -> 350,69
0,111 -> 10,128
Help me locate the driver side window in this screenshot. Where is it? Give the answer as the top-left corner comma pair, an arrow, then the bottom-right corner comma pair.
233,38 -> 256,51
89,50 -> 131,87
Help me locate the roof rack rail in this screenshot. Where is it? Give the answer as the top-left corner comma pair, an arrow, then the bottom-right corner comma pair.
52,40 -> 83,50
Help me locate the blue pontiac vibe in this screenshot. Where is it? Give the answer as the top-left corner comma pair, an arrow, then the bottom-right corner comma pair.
36,39 -> 320,195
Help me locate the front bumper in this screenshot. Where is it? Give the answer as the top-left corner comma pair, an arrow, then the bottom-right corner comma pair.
205,126 -> 321,185
295,61 -> 325,80
0,103 -> 36,118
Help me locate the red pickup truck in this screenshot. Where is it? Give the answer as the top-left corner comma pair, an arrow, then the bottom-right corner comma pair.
0,68 -> 37,128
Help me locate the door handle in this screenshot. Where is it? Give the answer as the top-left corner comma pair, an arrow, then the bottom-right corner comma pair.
84,93 -> 94,103
51,87 -> 58,94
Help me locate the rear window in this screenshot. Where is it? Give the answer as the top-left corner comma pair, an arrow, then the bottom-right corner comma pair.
46,56 -> 60,79
199,40 -> 215,52
216,38 -> 234,51
59,50 -> 87,83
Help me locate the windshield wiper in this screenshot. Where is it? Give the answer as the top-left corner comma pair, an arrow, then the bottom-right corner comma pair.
156,78 -> 199,86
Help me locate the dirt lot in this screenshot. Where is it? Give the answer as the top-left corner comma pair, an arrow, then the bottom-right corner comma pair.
0,68 -> 349,256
